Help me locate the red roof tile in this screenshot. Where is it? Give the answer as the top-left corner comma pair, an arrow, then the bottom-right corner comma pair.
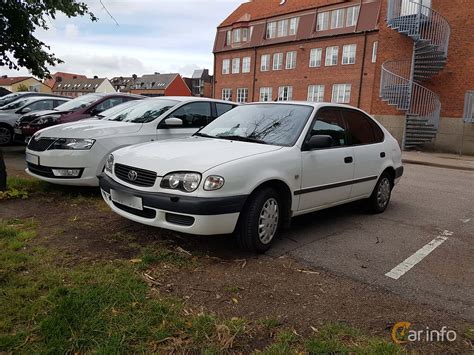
0,76 -> 33,86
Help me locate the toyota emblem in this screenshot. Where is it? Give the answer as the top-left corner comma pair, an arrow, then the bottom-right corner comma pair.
128,170 -> 138,181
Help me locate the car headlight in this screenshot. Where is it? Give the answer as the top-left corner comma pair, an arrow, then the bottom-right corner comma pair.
50,138 -> 95,150
30,114 -> 62,126
105,154 -> 114,173
203,175 -> 225,191
160,172 -> 201,192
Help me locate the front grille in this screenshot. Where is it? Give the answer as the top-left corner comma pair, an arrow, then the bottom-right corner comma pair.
114,163 -> 157,187
112,201 -> 156,219
165,213 -> 195,226
27,163 -> 54,178
27,138 -> 57,152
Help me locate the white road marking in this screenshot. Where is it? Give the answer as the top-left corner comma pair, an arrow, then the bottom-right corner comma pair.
385,230 -> 452,280
461,218 -> 471,224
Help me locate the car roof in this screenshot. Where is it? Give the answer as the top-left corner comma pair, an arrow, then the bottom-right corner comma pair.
21,95 -> 71,103
143,96 -> 240,105
244,101 -> 364,111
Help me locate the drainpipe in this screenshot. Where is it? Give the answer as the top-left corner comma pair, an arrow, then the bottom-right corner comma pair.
357,31 -> 368,108
251,46 -> 257,102
212,53 -> 216,99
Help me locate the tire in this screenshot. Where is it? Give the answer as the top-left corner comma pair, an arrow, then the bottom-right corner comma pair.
368,172 -> 393,214
0,125 -> 12,146
236,187 -> 281,253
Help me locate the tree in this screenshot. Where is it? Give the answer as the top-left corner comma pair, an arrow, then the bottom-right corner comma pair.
16,83 -> 29,92
0,1 -> 96,79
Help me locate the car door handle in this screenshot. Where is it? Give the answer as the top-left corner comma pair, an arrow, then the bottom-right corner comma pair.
380,152 -> 386,158
344,156 -> 353,164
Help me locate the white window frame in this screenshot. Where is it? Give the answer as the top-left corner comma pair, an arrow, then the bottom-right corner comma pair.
242,57 -> 251,73
330,8 -> 345,29
226,31 -> 232,46
259,87 -> 273,102
222,88 -> 232,101
309,48 -> 322,67
332,84 -> 351,103
285,51 -> 297,70
237,88 -> 249,103
307,85 -> 325,102
222,59 -> 230,74
278,86 -> 293,101
232,58 -> 240,74
266,21 -> 277,39
342,44 -> 356,65
233,28 -> 241,43
316,12 -> 329,31
372,41 -> 378,63
261,54 -> 271,71
277,19 -> 289,37
346,6 -> 360,27
325,46 -> 339,66
273,52 -> 283,70
289,17 -> 299,35
242,28 -> 249,42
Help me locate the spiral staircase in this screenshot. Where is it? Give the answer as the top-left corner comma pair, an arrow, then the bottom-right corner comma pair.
380,0 -> 451,150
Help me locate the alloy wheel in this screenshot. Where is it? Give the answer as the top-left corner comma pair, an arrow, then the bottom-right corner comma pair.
0,127 -> 11,145
377,177 -> 391,208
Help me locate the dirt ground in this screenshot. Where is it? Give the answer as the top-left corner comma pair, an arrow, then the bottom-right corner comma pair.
1,186 -> 473,353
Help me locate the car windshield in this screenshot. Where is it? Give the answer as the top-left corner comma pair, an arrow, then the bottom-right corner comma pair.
103,99 -> 178,123
95,100 -> 142,119
0,93 -> 23,106
54,94 -> 103,111
197,104 -> 314,146
0,98 -> 31,110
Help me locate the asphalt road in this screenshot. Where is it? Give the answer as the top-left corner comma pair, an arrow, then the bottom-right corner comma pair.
3,146 -> 473,320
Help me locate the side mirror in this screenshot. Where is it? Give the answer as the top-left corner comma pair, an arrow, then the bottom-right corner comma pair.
305,135 -> 333,150
164,117 -> 183,127
21,107 -> 31,114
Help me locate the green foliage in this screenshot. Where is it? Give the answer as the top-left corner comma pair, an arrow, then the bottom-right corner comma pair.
0,1 -> 96,78
0,176 -> 48,200
16,83 -> 29,92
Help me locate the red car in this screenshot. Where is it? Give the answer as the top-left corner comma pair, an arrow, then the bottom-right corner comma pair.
14,93 -> 143,142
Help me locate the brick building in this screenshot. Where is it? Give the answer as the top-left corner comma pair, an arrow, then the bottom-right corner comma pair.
213,0 -> 474,154
128,73 -> 191,97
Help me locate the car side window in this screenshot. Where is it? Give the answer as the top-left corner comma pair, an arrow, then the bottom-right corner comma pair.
167,102 -> 212,128
94,98 -> 124,113
343,109 -> 382,145
215,103 -> 235,117
26,100 -> 54,112
311,108 -> 348,147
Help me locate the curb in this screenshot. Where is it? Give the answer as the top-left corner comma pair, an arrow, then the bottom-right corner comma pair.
402,159 -> 474,172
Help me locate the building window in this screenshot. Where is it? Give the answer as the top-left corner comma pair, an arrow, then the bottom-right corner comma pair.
261,54 -> 271,71
342,44 -> 356,65
242,28 -> 249,42
316,12 -> 329,31
308,85 -> 325,102
273,52 -> 283,70
266,21 -> 277,39
332,84 -> 351,103
463,91 -> 474,123
289,17 -> 299,35
309,48 -> 322,67
242,57 -> 251,73
222,59 -> 230,74
232,58 -> 240,74
233,29 -> 241,43
286,51 -> 297,69
226,31 -> 232,46
325,46 -> 339,66
346,6 -> 360,27
237,88 -> 249,103
278,86 -> 293,101
260,87 -> 273,102
372,41 -> 378,63
277,19 -> 289,37
331,8 -> 345,29
222,88 -> 232,101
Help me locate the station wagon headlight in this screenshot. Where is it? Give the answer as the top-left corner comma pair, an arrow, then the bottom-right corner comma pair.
203,175 -> 225,191
105,154 -> 114,173
51,138 -> 95,150
161,172 -> 201,192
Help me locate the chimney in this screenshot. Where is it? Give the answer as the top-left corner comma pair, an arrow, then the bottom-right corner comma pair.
93,75 -> 98,79
1,75 -> 7,79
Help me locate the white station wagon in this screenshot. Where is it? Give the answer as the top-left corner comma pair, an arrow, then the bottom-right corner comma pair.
100,102 -> 403,252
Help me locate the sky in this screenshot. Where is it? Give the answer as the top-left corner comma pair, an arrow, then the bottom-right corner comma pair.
2,0 -> 244,79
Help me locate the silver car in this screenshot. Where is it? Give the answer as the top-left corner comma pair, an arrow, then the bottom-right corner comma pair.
0,96 -> 70,145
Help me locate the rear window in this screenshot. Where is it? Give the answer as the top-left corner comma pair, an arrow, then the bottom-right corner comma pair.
343,109 -> 383,145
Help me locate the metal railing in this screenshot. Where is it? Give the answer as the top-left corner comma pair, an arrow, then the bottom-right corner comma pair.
463,91 -> 474,123
387,0 -> 451,56
380,60 -> 441,128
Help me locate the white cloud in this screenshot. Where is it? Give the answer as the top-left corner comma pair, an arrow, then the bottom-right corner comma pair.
64,24 -> 79,38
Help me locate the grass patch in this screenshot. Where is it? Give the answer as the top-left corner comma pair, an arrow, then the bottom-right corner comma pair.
0,176 -> 48,200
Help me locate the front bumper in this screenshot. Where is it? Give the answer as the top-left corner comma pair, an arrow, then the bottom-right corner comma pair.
99,174 -> 246,235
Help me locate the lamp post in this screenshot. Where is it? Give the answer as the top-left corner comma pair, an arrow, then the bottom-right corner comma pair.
0,149 -> 6,191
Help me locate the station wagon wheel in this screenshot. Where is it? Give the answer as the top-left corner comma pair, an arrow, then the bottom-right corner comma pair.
236,187 -> 281,253
0,126 -> 12,146
368,172 -> 393,213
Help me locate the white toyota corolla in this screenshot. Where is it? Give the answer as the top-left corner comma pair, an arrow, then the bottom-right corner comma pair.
99,102 -> 403,252
24,97 -> 237,186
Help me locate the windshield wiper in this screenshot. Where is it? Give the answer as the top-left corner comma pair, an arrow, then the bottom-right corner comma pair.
194,132 -> 216,139
217,135 -> 267,144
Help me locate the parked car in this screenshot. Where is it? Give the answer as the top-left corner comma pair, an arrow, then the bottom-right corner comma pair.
14,93 -> 143,143
0,92 -> 69,107
98,102 -> 403,252
0,96 -> 70,145
25,97 -> 238,186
